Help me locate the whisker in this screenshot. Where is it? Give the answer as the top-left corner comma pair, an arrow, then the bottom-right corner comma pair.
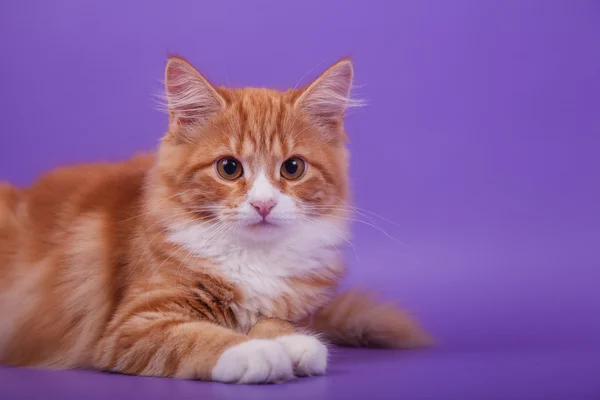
117,190 -> 194,223
175,250 -> 197,287
147,219 -> 227,297
300,216 -> 361,265
205,121 -> 234,138
304,203 -> 404,229
303,205 -> 379,225
293,60 -> 326,90
139,210 -> 205,237
308,213 -> 409,247
126,216 -> 208,281
334,197 -> 405,229
224,112 -> 239,137
145,244 -> 187,307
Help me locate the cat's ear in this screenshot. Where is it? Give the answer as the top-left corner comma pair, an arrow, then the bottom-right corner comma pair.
295,58 -> 359,127
164,56 -> 226,129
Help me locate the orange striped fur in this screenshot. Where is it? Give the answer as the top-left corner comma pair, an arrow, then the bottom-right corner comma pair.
0,56 -> 430,384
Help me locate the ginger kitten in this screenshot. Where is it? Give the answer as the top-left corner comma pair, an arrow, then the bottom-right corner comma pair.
0,56 -> 430,384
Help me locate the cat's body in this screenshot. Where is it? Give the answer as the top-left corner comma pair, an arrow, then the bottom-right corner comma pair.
0,57 -> 429,383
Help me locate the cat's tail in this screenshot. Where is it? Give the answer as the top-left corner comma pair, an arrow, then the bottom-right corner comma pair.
310,289 -> 434,348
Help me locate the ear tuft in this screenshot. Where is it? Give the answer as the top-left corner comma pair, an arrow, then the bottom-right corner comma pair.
295,59 -> 364,125
164,56 -> 225,127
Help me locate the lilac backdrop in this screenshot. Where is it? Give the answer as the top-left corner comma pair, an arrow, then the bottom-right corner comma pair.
1,0 -> 599,398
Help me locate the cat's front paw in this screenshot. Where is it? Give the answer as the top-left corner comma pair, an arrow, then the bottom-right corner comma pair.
211,339 -> 294,384
276,334 -> 328,376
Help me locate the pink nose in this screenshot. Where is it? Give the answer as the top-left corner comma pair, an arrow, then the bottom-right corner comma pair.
251,200 -> 276,218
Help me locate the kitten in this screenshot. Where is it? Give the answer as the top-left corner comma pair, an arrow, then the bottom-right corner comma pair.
0,56 -> 430,384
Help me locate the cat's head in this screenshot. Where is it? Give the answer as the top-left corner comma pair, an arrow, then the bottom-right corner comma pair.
153,56 -> 359,246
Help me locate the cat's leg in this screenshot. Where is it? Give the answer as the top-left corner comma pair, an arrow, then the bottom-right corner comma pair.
94,316 -> 294,384
248,318 -> 328,377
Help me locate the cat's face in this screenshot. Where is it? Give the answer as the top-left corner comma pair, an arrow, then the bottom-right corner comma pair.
156,57 -> 357,244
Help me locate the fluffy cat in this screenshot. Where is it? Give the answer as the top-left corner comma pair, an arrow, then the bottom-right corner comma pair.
0,56 -> 430,384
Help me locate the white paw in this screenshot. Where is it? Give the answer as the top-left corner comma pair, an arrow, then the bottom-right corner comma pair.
276,334 -> 328,376
211,339 -> 294,384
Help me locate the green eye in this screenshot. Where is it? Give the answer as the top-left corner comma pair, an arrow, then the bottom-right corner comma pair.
216,157 -> 243,180
281,157 -> 306,180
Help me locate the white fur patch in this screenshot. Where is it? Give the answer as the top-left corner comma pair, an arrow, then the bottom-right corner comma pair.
167,171 -> 349,330
247,172 -> 277,204
211,339 -> 294,384
276,334 -> 328,376
234,171 -> 298,230
168,214 -> 347,329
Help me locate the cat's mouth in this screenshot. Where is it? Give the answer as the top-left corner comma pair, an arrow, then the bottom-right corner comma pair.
247,219 -> 277,229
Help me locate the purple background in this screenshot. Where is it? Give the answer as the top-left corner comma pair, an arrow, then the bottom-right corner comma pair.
1,0 -> 599,398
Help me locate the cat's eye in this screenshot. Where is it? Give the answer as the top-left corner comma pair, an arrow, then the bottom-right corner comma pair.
216,157 -> 243,180
280,157 -> 306,180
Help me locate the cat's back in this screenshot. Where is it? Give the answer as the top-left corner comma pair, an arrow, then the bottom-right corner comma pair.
0,182 -> 24,274
0,154 -> 155,367
1,153 -> 155,279
1,154 -> 154,256
29,153 -> 154,219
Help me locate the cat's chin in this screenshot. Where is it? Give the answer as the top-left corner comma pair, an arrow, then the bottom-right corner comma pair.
239,220 -> 288,242
247,220 -> 277,229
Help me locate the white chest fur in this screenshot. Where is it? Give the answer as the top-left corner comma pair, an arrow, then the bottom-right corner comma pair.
168,217 -> 348,330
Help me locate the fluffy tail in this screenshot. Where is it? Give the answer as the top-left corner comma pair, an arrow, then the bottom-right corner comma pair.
311,289 -> 433,348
